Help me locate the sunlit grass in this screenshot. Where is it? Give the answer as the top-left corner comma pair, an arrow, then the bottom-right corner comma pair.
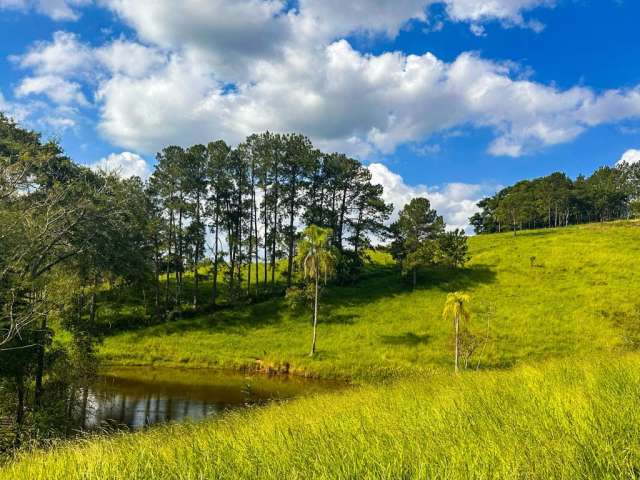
5,221 -> 640,478
4,356 -> 640,479
99,221 -> 640,381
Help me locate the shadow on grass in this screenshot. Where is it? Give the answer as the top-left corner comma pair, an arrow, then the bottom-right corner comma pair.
98,262 -> 497,341
380,332 -> 430,346
326,264 -> 497,309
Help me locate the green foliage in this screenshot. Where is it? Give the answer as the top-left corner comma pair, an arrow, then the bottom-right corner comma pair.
472,165 -> 640,234
295,225 -> 337,284
285,283 -> 315,312
442,291 -> 471,323
629,198 -> 640,218
391,198 -> 469,284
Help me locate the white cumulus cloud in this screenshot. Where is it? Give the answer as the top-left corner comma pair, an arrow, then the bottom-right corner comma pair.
89,151 -> 151,179
8,0 -> 640,161
15,75 -> 88,105
368,162 -> 497,232
616,149 -> 640,166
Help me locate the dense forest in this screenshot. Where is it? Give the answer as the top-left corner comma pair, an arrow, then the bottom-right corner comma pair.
470,164 -> 640,234
0,114 -> 466,450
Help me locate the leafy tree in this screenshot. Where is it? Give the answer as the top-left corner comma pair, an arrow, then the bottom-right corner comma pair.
438,229 -> 469,267
205,140 -> 232,305
390,197 -> 445,287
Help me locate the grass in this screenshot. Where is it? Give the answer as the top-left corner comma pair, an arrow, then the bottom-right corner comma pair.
5,220 -> 640,478
99,221 -> 640,381
3,356 -> 640,479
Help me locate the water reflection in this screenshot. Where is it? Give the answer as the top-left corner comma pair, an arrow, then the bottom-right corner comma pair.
80,367 -> 335,431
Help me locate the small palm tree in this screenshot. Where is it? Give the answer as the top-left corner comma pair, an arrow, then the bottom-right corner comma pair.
296,225 -> 336,356
442,291 -> 471,373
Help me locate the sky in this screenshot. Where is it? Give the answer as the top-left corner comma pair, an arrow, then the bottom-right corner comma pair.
1,0 -> 640,231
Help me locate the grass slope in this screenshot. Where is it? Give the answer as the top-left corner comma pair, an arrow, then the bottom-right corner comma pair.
4,357 -> 640,479
100,221 -> 640,381
5,221 -> 640,479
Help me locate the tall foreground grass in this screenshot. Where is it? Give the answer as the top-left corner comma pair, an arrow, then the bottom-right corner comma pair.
4,357 -> 640,479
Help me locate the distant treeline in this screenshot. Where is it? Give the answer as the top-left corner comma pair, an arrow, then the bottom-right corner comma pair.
469,163 -> 640,234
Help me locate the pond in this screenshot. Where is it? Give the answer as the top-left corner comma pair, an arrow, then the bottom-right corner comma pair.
78,367 -> 339,431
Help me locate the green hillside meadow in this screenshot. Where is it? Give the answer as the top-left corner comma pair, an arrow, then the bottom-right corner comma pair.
4,221 -> 640,479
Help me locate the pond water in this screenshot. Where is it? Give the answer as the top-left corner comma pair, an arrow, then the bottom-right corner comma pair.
79,367 -> 338,431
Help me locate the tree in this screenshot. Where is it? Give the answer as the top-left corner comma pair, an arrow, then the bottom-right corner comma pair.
205,140 -> 232,305
437,229 -> 469,267
281,134 -> 313,287
390,197 -> 445,288
442,291 -> 471,373
295,225 -> 337,356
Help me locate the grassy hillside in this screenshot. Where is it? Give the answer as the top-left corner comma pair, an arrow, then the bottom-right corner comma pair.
4,357 -> 640,479
99,221 -> 640,381
5,221 -> 640,479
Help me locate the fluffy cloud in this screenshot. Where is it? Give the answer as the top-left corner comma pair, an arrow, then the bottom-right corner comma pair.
296,0 -> 430,39
103,0 -> 292,80
11,31 -> 91,109
445,0 -> 553,27
95,40 -> 166,78
11,31 -> 92,75
0,0 -> 89,20
89,151 -> 151,179
9,1 -> 640,160
92,39 -> 640,157
368,162 -> 497,232
616,149 -> 640,166
15,75 -> 88,105
0,91 -> 30,122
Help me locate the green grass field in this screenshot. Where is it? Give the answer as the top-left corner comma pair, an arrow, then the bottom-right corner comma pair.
99,221 -> 640,381
4,357 -> 640,479
4,221 -> 640,478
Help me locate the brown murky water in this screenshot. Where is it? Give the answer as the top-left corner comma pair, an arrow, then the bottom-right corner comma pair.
81,367 -> 338,431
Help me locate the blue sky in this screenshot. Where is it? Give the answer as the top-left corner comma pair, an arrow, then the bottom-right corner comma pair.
1,0 -> 639,230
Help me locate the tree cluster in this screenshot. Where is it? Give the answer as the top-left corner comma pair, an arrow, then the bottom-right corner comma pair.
0,114 -> 154,447
470,164 -> 640,235
147,132 -> 394,313
390,198 -> 469,287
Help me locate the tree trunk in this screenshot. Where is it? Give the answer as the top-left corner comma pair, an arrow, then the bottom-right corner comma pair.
194,191 -> 200,309
16,376 -> 25,425
271,160 -> 279,286
34,313 -> 47,408
412,267 -> 416,289
263,187 -> 269,287
212,208 -> 219,305
310,270 -> 319,356
177,204 -> 183,308
286,181 -> 296,287
337,184 -> 348,251
254,193 -> 259,292
80,385 -> 89,429
247,199 -> 253,296
89,273 -> 98,324
153,235 -> 160,311
454,313 -> 460,374
165,209 -> 174,308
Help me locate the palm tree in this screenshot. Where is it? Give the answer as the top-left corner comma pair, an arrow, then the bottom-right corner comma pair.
296,225 -> 336,356
442,291 -> 471,373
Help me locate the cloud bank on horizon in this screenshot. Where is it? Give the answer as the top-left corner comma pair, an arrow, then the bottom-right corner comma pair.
1,0 -> 639,231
